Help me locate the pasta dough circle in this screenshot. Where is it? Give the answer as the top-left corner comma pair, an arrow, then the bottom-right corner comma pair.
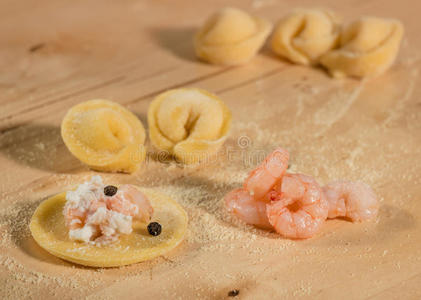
320,17 -> 404,78
30,188 -> 188,267
148,88 -> 231,164
61,100 -> 146,173
194,7 -> 272,65
270,9 -> 341,65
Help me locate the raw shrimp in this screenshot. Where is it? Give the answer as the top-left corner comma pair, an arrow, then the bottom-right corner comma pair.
266,173 -> 328,239
322,181 -> 378,222
65,199 -> 106,230
65,208 -> 87,230
244,147 -> 289,202
225,188 -> 272,229
106,185 -> 153,223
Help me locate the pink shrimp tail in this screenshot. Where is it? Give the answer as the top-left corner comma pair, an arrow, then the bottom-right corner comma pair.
244,147 -> 289,202
322,181 -> 379,222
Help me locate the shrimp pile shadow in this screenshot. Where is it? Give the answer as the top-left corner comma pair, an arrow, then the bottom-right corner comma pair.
311,204 -> 416,248
376,204 -> 416,236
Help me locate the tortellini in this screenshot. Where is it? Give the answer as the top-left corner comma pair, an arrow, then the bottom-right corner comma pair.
270,9 -> 341,65
320,17 -> 404,78
148,88 -> 232,164
30,188 -> 188,267
194,7 -> 272,65
61,100 -> 146,173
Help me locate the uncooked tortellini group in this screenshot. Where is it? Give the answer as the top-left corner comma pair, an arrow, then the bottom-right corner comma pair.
61,89 -> 232,173
194,7 -> 404,78
270,10 -> 403,78
60,8 -> 405,174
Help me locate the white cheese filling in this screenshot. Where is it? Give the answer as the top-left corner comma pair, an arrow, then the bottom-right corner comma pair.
64,176 -> 136,245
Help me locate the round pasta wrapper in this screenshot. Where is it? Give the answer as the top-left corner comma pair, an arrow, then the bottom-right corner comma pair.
270,9 -> 341,65
148,88 -> 231,164
30,188 -> 188,267
194,7 -> 272,65
320,17 -> 404,78
61,100 -> 146,173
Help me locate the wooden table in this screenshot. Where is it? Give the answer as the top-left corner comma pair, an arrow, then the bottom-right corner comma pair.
1,0 -> 420,299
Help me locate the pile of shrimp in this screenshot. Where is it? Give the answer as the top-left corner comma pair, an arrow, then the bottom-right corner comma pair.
225,147 -> 379,239
64,176 -> 153,245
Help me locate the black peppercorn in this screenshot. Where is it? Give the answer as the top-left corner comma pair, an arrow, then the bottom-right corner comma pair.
147,222 -> 162,236
228,289 -> 239,297
104,185 -> 118,196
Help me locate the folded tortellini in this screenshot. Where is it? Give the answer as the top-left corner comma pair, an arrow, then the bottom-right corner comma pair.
320,17 -> 404,78
194,7 -> 272,65
270,9 -> 341,65
61,100 -> 146,173
148,88 -> 231,164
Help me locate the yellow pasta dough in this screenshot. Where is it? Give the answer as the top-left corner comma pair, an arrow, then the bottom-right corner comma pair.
270,9 -> 341,65
194,7 -> 272,65
148,88 -> 231,164
61,100 -> 146,173
30,188 -> 188,267
320,17 -> 404,78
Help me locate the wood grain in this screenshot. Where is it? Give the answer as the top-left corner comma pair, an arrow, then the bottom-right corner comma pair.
1,0 -> 420,299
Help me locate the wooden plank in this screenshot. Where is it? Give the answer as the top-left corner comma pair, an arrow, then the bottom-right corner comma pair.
1,0 -> 421,299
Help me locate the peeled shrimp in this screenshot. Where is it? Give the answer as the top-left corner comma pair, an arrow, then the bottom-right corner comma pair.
322,180 -> 378,222
266,173 -> 328,239
244,147 -> 289,202
224,188 -> 272,229
225,146 -> 378,240
107,185 -> 153,223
